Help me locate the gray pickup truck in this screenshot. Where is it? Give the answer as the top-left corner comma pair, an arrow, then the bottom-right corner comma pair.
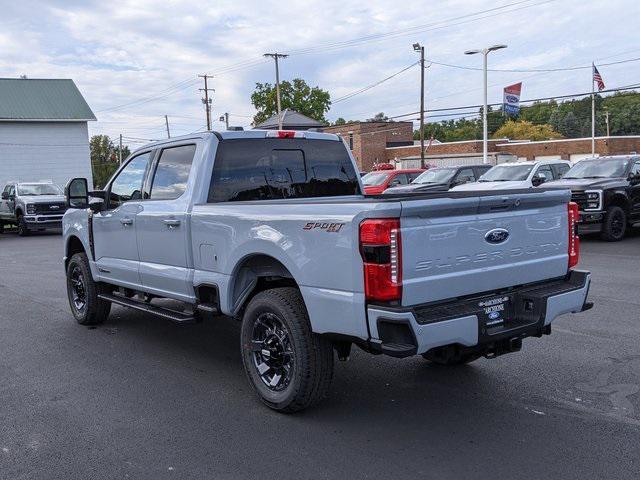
1,182 -> 67,235
62,130 -> 592,412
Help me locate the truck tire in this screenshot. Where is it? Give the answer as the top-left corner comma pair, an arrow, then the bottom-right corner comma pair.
66,252 -> 111,325
17,215 -> 30,237
240,287 -> 334,413
0,223 -> 4,234
422,346 -> 480,366
600,206 -> 627,242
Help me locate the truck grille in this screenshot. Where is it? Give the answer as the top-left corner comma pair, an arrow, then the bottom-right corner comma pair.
570,191 -> 588,211
33,202 -> 67,215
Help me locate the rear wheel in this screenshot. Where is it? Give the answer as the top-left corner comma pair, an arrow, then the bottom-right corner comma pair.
17,215 -> 30,237
66,253 -> 111,325
600,206 -> 626,241
240,287 -> 334,413
0,223 -> 4,234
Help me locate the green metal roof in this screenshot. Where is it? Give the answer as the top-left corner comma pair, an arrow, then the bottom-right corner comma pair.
0,78 -> 96,121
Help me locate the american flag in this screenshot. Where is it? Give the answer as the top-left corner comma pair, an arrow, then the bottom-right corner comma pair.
593,65 -> 605,91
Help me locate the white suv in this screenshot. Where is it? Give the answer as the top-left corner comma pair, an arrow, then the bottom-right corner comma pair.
451,159 -> 571,191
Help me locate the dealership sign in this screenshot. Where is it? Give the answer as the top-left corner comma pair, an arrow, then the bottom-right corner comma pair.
503,82 -> 522,116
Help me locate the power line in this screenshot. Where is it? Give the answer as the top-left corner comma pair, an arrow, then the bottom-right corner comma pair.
333,62 -> 419,103
383,82 -> 640,120
95,78 -> 198,113
287,0 -> 555,56
425,56 -> 640,73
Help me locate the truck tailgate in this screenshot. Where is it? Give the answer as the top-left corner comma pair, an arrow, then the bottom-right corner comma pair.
400,190 -> 571,306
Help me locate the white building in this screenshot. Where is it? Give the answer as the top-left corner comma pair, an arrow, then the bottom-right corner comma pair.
0,78 -> 95,189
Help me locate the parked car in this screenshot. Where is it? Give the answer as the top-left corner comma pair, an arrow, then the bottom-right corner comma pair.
451,160 -> 571,191
0,182 -> 66,236
361,169 -> 425,194
383,165 -> 492,194
543,155 -> 640,241
62,130 -> 592,412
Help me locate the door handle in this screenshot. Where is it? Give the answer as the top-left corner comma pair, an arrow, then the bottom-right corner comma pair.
120,217 -> 133,226
163,219 -> 181,229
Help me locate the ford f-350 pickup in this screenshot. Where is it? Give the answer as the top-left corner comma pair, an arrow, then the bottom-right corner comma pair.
62,129 -> 592,412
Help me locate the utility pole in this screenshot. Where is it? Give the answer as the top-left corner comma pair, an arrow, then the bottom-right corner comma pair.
465,44 -> 508,164
263,53 -> 288,129
604,109 -> 610,137
165,115 -> 171,138
118,134 -> 123,165
413,43 -> 425,168
198,74 -> 214,130
219,113 -> 229,130
591,63 -> 595,155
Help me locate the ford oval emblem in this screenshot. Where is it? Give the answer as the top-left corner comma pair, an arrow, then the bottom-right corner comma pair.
485,228 -> 509,244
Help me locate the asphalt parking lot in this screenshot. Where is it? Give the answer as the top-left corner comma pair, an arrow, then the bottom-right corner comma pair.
1,230 -> 639,479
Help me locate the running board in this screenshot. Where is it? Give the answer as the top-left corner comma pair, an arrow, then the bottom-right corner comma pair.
98,293 -> 196,324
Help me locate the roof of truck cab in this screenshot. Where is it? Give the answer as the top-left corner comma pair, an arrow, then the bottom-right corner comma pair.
131,130 -> 341,151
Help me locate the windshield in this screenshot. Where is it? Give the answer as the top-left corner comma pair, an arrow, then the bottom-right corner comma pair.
412,168 -> 456,184
479,164 -> 534,182
563,159 -> 630,179
17,184 -> 62,196
362,172 -> 390,186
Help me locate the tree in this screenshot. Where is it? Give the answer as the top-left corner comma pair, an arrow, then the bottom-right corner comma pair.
493,120 -> 562,141
367,112 -> 391,122
559,111 -> 581,138
89,134 -> 124,188
251,78 -> 331,125
90,135 -> 112,164
333,117 -> 347,125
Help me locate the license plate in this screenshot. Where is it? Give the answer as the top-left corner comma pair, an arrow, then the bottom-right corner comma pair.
477,295 -> 512,332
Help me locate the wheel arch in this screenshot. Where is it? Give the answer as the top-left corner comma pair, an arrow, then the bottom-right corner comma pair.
228,253 -> 299,317
65,235 -> 87,270
607,192 -> 631,213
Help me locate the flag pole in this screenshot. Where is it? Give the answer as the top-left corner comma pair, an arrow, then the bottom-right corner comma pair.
591,62 -> 595,156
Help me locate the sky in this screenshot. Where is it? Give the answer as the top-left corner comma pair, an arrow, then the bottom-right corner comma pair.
1,0 -> 639,148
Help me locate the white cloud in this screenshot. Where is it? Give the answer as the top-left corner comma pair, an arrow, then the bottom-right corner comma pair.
0,0 -> 637,143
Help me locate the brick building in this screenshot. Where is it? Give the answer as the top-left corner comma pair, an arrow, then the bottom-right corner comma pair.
323,120 -> 640,170
323,121 -> 413,171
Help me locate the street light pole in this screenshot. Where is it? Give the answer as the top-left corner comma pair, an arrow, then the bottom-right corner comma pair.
413,43 -> 425,168
465,44 -> 507,164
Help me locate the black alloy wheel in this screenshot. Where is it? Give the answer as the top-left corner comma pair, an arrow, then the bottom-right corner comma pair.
250,312 -> 295,392
69,265 -> 87,312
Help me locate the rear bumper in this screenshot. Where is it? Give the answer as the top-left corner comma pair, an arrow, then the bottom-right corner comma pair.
367,270 -> 591,358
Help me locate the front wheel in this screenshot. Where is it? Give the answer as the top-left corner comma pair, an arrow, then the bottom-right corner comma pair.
240,287 -> 334,413
66,253 -> 111,325
17,215 -> 30,236
600,206 -> 627,241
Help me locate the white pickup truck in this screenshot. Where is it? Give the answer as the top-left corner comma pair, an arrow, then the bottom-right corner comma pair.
62,130 -> 592,412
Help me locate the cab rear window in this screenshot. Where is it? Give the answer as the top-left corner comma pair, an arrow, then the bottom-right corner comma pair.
208,138 -> 360,202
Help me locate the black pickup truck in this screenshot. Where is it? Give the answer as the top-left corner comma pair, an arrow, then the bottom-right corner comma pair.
545,155 -> 640,241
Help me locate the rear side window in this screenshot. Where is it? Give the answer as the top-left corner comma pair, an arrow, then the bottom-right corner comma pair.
208,139 -> 360,202
150,144 -> 196,200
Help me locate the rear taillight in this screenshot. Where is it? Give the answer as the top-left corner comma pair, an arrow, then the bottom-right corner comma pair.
568,201 -> 580,269
359,218 -> 402,302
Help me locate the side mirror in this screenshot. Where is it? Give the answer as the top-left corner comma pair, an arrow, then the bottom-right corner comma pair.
65,177 -> 89,209
1,192 -> 8,200
532,175 -> 546,187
